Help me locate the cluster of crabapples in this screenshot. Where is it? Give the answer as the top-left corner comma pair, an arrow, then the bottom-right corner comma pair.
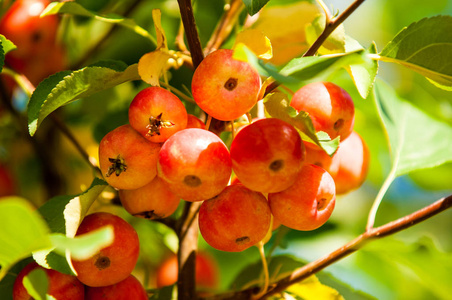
97,48 -> 370,253
12,49 -> 369,299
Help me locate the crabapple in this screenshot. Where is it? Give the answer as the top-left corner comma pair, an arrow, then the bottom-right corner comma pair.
191,49 -> 261,121
291,82 -> 355,142
0,164 -> 15,197
331,131 -> 370,194
268,164 -> 336,231
98,124 -> 161,190
129,86 -> 188,143
186,114 -> 205,129
156,252 -> 219,289
0,0 -> 66,85
119,176 -> 180,219
13,262 -> 84,300
199,184 -> 271,252
230,118 -> 305,193
85,275 -> 147,300
71,212 -> 140,287
303,141 -> 340,178
157,128 -> 232,202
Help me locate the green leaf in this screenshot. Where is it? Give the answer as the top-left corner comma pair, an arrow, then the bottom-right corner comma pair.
23,268 -> 49,300
0,34 -> 16,54
42,2 -> 155,44
149,284 -> 177,300
264,92 -> 340,155
242,0 -> 270,16
27,61 -> 140,136
348,42 -> 379,99
374,80 -> 452,177
305,14 -> 346,55
35,178 -> 107,273
279,50 -> 367,83
360,236 -> 452,300
0,34 -> 16,72
49,226 -> 114,260
379,15 -> 452,91
0,198 -> 52,281
38,178 -> 107,235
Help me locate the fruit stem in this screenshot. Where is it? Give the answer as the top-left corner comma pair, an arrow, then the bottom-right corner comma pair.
252,241 -> 270,300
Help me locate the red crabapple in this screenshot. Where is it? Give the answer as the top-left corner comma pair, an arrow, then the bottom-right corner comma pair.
191,49 -> 261,121
199,184 -> 271,252
71,212 -> 140,287
157,128 -> 232,202
98,124 -> 161,190
156,252 -> 219,289
303,140 -> 340,178
186,114 -> 205,129
269,164 -> 336,231
331,131 -> 370,194
129,86 -> 188,143
291,82 -> 355,142
119,176 -> 180,219
0,164 -> 15,197
85,275 -> 147,300
13,262 -> 84,300
230,118 -> 305,193
0,0 -> 66,85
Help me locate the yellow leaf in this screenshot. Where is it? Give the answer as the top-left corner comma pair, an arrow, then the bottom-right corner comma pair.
305,14 -> 345,55
152,9 -> 167,50
234,29 -> 273,60
138,50 -> 172,86
251,2 -> 321,65
286,275 -> 344,300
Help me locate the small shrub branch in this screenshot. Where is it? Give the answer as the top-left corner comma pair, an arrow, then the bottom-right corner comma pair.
303,0 -> 367,57
175,1 -> 206,299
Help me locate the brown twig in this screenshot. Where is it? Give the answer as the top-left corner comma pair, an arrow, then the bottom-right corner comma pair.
49,114 -> 102,176
264,0 -> 367,96
175,2 -> 206,298
177,0 -> 204,69
200,194 -> 452,299
303,0 -> 366,57
205,0 -> 245,54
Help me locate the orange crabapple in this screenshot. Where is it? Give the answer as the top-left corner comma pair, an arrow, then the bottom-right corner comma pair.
98,124 -> 161,190
128,86 -> 188,143
268,164 -> 336,231
157,128 -> 232,202
331,131 -> 370,195
186,114 -> 206,129
191,49 -> 261,121
230,118 -> 305,193
198,184 -> 271,252
118,176 -> 180,220
291,82 -> 355,143
85,275 -> 148,300
13,262 -> 84,300
155,252 -> 219,290
0,0 -> 67,85
71,212 -> 140,287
